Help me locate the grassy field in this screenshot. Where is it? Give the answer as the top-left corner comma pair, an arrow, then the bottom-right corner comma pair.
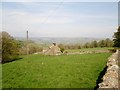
65,47 -> 113,53
0,64 -> 2,89
2,53 -> 111,88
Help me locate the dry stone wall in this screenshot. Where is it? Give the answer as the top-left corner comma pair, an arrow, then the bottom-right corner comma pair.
98,50 -> 119,89
65,50 -> 110,55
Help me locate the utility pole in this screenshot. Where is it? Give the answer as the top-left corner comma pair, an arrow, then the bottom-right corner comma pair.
26,30 -> 29,55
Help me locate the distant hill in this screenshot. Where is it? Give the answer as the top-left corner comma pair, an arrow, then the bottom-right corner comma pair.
15,37 -> 104,46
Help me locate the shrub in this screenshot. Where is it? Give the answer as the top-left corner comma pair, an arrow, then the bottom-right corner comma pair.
60,48 -> 65,53
108,48 -> 116,53
2,31 -> 20,63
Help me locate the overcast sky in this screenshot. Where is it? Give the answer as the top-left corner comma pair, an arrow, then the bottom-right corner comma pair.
1,1 -> 118,38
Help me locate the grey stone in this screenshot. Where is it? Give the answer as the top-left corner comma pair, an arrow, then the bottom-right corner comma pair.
98,50 -> 119,89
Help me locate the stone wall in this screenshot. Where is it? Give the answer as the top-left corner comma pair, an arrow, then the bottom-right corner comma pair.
65,50 -> 110,55
98,50 -> 119,89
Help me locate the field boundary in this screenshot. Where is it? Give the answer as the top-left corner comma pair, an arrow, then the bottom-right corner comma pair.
98,50 -> 119,89
64,50 -> 110,55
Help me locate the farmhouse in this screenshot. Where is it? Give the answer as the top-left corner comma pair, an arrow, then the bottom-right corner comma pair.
43,43 -> 61,55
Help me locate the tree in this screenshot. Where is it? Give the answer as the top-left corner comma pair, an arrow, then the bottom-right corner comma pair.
2,31 -> 20,63
98,40 -> 106,47
58,44 -> 65,53
83,42 -> 90,48
78,45 -> 81,49
19,40 -> 43,55
105,38 -> 113,47
90,40 -> 98,48
0,32 -> 2,63
113,26 -> 120,48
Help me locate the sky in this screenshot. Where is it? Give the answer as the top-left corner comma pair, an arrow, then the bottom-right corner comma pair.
1,1 -> 118,38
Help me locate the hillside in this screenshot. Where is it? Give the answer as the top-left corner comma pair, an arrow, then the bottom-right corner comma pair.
16,37 -> 104,45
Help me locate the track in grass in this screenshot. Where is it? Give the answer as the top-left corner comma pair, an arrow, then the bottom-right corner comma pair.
2,53 -> 111,88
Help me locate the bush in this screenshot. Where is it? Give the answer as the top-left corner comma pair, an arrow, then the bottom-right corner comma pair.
108,48 -> 116,53
60,48 -> 65,53
2,31 -> 20,64
113,26 -> 120,48
19,41 -> 43,55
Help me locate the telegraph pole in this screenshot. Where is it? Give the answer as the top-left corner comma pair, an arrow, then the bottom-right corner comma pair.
26,31 -> 29,55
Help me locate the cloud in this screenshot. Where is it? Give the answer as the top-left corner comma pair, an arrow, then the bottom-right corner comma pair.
4,9 -> 116,25
3,11 -> 74,25
2,2 -> 117,38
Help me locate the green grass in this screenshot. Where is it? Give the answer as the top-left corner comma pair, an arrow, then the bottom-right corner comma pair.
65,47 -> 113,52
0,64 -> 2,89
2,53 -> 111,88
